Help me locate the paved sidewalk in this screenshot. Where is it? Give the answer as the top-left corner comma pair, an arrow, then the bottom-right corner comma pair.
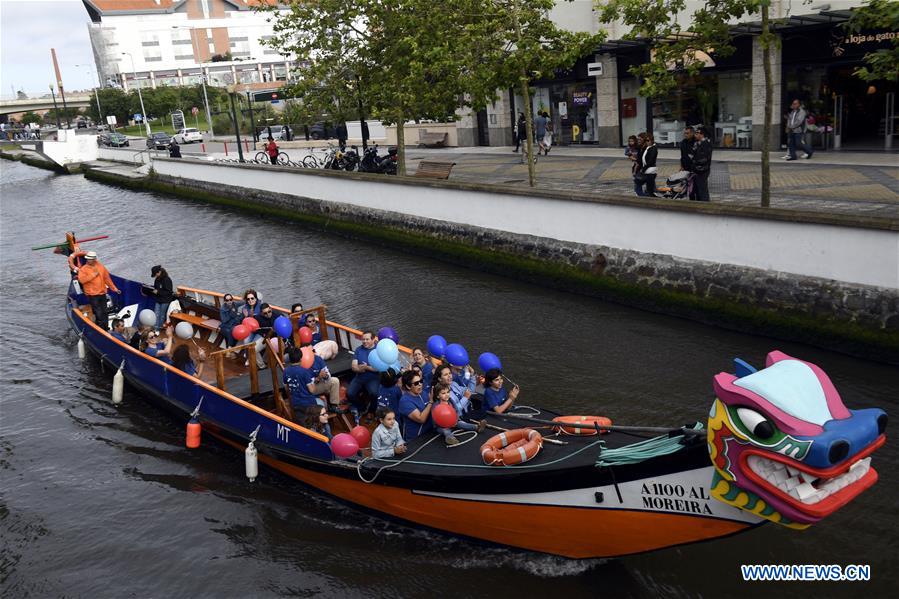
403,146 -> 899,218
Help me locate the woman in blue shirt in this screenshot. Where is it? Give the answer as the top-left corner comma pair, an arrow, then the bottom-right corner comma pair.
483,368 -> 518,413
398,370 -> 434,441
172,343 -> 205,378
141,327 -> 174,364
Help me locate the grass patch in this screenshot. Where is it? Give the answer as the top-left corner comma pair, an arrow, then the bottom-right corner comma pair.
82,167 -> 899,364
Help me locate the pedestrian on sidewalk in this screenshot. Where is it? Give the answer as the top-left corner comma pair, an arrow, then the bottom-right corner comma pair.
534,111 -> 548,155
691,126 -> 713,202
680,126 -> 697,200
543,112 -> 553,155
635,133 -> 658,197
784,99 -> 814,161
264,136 -> 279,165
626,135 -> 642,194
513,112 -> 526,153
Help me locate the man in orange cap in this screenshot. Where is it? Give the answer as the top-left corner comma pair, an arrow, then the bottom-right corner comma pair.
75,251 -> 120,330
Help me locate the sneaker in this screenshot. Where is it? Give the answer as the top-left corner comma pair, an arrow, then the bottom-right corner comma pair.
445,435 -> 460,446
804,153 -> 812,159
800,152 -> 808,159
476,420 -> 486,433
781,155 -> 791,160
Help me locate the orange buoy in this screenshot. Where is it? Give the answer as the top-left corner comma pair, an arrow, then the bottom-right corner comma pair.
480,428 -> 543,466
552,415 -> 612,436
186,417 -> 202,448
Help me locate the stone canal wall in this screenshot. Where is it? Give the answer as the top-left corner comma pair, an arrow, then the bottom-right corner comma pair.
87,158 -> 899,361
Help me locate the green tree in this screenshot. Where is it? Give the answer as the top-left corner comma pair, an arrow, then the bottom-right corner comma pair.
20,111 -> 42,125
845,0 -> 899,83
597,0 -> 777,207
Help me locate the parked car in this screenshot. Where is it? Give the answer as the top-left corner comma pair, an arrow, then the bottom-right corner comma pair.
257,124 -> 287,141
172,127 -> 203,144
146,132 -> 172,149
308,122 -> 334,140
99,132 -> 129,147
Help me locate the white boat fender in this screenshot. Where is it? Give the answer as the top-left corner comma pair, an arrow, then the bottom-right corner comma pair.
77,333 -> 86,359
112,360 -> 125,404
246,425 -> 261,483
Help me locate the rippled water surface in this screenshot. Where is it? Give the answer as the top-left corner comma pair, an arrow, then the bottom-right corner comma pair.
1,160 -> 897,597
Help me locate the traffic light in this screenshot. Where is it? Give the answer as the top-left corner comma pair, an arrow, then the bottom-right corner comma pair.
252,90 -> 281,103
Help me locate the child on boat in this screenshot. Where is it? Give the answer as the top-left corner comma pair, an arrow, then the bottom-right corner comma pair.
303,405 -> 332,440
431,382 -> 484,446
371,407 -> 406,458
483,368 -> 518,414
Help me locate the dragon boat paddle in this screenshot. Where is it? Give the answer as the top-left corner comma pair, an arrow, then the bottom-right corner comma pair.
494,411 -> 707,437
31,234 -> 109,251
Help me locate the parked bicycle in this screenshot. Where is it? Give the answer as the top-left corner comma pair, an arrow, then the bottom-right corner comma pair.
254,150 -> 290,165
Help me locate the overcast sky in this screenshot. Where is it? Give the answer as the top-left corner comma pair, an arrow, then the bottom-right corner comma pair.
1,0 -> 97,98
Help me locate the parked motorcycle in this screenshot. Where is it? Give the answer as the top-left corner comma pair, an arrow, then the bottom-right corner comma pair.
358,144 -> 398,175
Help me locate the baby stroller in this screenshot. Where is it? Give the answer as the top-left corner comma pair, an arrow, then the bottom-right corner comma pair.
657,170 -> 693,199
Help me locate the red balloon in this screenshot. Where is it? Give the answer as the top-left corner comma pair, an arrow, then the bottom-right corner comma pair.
232,324 -> 250,341
350,425 -> 372,448
298,326 -> 313,345
243,317 -> 259,332
432,403 -> 458,428
300,346 -> 315,369
331,433 -> 359,458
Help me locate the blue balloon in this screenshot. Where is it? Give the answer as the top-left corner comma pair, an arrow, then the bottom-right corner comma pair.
478,352 -> 502,372
444,343 -> 469,367
368,349 -> 389,372
274,315 -> 293,338
376,338 -> 399,364
427,335 -> 447,358
378,326 -> 399,343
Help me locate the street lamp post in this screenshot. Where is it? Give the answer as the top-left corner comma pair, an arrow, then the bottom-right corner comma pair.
122,52 -> 150,136
75,63 -> 104,126
172,25 -> 214,136
49,84 -> 62,130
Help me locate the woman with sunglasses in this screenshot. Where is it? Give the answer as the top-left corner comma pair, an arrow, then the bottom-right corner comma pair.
397,370 -> 434,441
219,294 -> 241,348
140,326 -> 174,364
240,289 -> 261,319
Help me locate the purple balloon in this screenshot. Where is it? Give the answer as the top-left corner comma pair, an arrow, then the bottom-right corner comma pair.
427,334 -> 447,357
377,326 -> 399,343
444,343 -> 469,367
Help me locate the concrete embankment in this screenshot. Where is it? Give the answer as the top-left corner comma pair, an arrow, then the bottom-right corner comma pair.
82,157 -> 899,362
0,148 -> 66,172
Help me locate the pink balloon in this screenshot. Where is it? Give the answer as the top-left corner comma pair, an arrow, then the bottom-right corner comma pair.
331,433 -> 359,458
267,338 -> 281,354
350,425 -> 371,448
243,317 -> 260,333
300,346 -> 315,369
232,324 -> 250,341
432,403 -> 458,428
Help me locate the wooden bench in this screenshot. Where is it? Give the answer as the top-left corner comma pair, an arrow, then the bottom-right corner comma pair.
418,129 -> 448,147
170,311 -> 225,345
414,160 -> 456,180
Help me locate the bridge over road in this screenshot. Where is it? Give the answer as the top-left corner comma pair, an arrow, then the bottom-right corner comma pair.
0,94 -> 92,115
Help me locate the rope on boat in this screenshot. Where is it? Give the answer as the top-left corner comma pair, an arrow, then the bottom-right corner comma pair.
506,404 -> 541,417
356,434 -> 444,484
386,439 -> 606,471
595,423 -> 704,467
493,411 -> 707,437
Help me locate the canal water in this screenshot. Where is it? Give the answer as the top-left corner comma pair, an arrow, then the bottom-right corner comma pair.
1,160 -> 896,598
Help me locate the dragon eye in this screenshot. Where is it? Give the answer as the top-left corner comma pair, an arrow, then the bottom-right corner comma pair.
736,407 -> 775,439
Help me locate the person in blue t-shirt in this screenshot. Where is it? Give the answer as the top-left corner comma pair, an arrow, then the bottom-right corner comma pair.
451,362 -> 477,396
398,370 -> 434,441
377,368 -> 402,414
283,347 -> 324,411
483,368 -> 518,413
142,327 -> 174,364
411,347 -> 434,389
172,343 -> 206,379
110,318 -> 128,343
303,313 -> 323,345
347,331 -> 380,414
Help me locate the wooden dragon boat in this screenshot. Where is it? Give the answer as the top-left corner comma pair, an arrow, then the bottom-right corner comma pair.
57,234 -> 887,559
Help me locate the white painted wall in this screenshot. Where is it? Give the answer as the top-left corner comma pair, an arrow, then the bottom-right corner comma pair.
150,158 -> 899,290
42,130 -> 99,165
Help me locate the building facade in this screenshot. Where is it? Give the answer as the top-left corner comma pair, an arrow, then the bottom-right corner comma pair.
82,0 -> 292,91
466,0 -> 896,152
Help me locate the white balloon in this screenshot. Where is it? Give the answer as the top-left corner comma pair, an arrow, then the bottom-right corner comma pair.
138,309 -> 157,327
175,321 -> 194,340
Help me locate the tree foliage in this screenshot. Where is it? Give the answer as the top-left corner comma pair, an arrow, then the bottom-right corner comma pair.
20,111 -> 42,125
845,0 -> 899,83
259,0 -> 602,181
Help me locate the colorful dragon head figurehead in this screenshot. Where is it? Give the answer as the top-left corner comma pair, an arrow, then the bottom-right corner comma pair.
708,350 -> 887,529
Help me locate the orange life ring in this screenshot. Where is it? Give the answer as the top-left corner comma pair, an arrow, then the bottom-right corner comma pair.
480,428 -> 543,466
552,415 -> 612,436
